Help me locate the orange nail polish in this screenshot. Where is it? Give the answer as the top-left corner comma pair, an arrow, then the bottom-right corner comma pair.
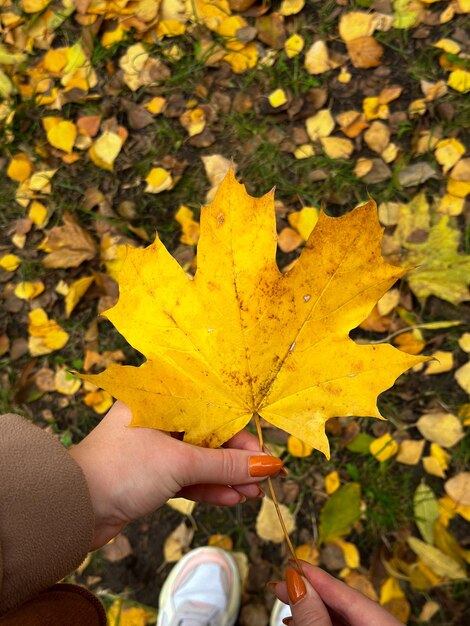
249,456 -> 283,477
286,567 -> 306,604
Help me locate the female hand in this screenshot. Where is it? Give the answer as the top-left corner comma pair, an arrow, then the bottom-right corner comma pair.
69,401 -> 282,550
271,563 -> 404,625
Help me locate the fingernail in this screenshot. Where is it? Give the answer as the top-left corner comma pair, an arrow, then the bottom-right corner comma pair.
286,567 -> 306,604
238,494 -> 247,503
267,580 -> 281,591
257,485 -> 265,498
249,455 -> 283,477
282,618 -> 293,626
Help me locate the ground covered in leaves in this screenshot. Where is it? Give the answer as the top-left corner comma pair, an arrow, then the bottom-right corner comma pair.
1,0 -> 470,624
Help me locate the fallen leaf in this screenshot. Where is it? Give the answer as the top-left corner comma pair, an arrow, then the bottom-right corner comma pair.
65,276 -> 94,317
445,473 -> 470,507
208,534 -> 233,550
455,362 -> 470,393
28,201 -> 48,227
330,538 -> 360,568
364,122 -> 390,154
201,154 -> 233,203
407,537 -> 466,579
39,213 -> 97,269
369,433 -> 398,462
447,69 -> 470,93
55,368 -> 81,395
304,40 -> 340,74
347,37 -> 384,69
28,308 -> 69,356
108,600 -> 154,626
287,435 -> 313,457
7,153 -> 33,182
377,288 -> 399,316
417,413 -> 464,448
319,483 -> 361,542
320,136 -> 354,159
101,533 -> 133,562
180,107 -> 206,136
325,471 -> 340,495
287,207 -> 318,241
419,600 -> 440,622
14,280 -> 45,300
83,390 -> 113,414
284,33 -> 304,58
45,118 -> 76,153
256,496 -> 296,543
339,11 -> 377,41
279,0 -> 304,15
175,205 -> 200,246
396,439 -> 425,465
83,170 -> 424,455
305,109 -> 335,141
268,88 -> 288,108
458,333 -> 470,353
89,131 -> 123,171
164,521 -> 194,562
424,350 -> 454,375
434,138 -> 465,174
414,482 -> 439,544
398,162 -> 438,187
145,168 -> 173,193
0,254 -> 21,271
295,543 -> 319,565
344,572 -> 378,601
167,498 -> 196,516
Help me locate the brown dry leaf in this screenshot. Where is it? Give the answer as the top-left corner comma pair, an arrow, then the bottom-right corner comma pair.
445,473 -> 470,507
419,600 -> 440,622
347,37 -> 384,69
344,572 -> 378,601
101,533 -> 133,562
38,214 -> 97,268
416,413 -> 464,448
163,521 -> 194,562
256,497 -> 296,543
398,162 -> 438,187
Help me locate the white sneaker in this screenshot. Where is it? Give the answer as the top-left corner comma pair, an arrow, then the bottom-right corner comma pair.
157,547 -> 241,626
269,598 -> 292,626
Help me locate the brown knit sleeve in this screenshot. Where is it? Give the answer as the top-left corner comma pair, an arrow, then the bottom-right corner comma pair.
0,413 -> 95,615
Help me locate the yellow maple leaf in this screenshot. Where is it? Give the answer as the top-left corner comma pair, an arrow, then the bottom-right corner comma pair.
83,170 -> 424,456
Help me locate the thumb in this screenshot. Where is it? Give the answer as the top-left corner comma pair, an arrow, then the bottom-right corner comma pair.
176,443 -> 283,487
286,567 -> 332,626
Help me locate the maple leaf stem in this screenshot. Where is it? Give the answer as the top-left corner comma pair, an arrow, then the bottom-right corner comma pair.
253,412 -> 304,575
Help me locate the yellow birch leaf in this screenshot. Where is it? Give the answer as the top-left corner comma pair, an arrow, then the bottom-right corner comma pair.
396,439 -> 425,465
145,97 -> 166,115
339,11 -> 376,41
294,144 -> 315,159
381,142 -> 398,163
89,132 -> 123,171
101,23 -> 127,48
430,443 -> 450,471
306,109 -> 335,141
22,0 -> 50,13
295,543 -> 319,565
28,308 -> 69,356
268,88 -> 288,108
65,276 -> 94,318
417,413 -> 464,448
145,168 -> 173,193
325,471 -> 340,495
256,497 -> 296,543
83,390 -> 114,414
280,0 -> 304,15
7,153 -> 32,182
370,433 -> 398,462
208,534 -> 233,550
331,538 -> 360,568
455,362 -> 470,394
407,537 -> 466,579
320,137 -> 354,159
423,456 -> 446,478
284,34 -> 304,58
458,333 -> 470,352
82,169 -> 425,454
224,42 -> 258,73
14,281 -> 45,300
425,350 -> 454,375
305,41 -> 339,74
180,107 -> 206,136
28,201 -> 48,227
419,600 -> 440,622
29,169 -> 56,193
164,522 -> 194,562
46,120 -> 77,154
445,473 -> 470,507
55,368 -> 81,395
380,577 -> 405,604
288,207 -> 319,241
447,70 -> 470,93
167,498 -> 196,515
287,435 -> 313,457
175,205 -> 200,246
338,67 -> 352,83
364,121 -> 390,154
437,194 -> 464,216
216,15 -> 248,51
435,138 -> 465,174
0,254 -> 21,271
108,600 -> 154,626
363,97 -> 389,121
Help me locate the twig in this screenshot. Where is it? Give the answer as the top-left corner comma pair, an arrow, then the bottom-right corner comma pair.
253,412 -> 304,575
